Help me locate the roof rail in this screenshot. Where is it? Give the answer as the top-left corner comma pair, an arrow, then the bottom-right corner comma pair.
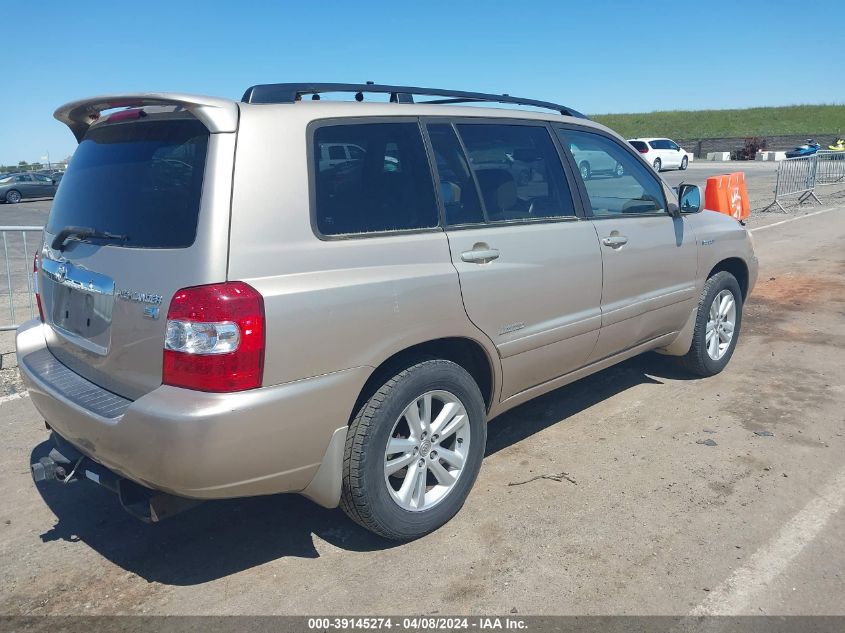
241,82 -> 588,119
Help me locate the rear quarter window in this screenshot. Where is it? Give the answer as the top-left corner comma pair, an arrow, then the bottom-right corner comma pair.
46,117 -> 209,249
312,122 -> 439,236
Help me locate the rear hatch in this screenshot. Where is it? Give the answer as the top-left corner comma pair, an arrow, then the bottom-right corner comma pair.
39,105 -> 236,400
629,140 -> 649,154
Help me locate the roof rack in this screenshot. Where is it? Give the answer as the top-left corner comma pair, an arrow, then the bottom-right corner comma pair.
241,82 -> 588,119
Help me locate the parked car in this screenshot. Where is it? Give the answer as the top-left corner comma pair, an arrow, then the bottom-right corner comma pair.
19,84 -> 757,540
0,172 -> 59,203
570,141 -> 626,180
629,137 -> 691,172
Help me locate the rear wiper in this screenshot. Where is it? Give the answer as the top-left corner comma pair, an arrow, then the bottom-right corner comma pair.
51,226 -> 129,251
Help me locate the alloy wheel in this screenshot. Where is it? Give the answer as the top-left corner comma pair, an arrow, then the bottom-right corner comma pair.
706,289 -> 737,360
383,390 -> 471,512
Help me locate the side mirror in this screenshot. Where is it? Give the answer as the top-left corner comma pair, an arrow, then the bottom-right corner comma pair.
668,202 -> 681,218
678,183 -> 702,214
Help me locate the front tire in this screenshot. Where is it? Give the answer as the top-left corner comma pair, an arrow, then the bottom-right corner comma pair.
679,271 -> 743,377
5,190 -> 21,204
340,358 -> 487,540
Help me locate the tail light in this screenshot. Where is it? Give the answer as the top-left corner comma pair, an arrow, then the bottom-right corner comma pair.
33,252 -> 44,322
163,282 -> 265,392
638,146 -> 649,154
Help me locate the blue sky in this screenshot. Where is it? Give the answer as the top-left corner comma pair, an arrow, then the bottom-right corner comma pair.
1,0 -> 843,166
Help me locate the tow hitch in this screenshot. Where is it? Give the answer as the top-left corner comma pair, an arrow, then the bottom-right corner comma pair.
32,432 -> 199,523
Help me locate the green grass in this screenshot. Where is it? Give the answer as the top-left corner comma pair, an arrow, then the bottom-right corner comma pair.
591,104 -> 845,140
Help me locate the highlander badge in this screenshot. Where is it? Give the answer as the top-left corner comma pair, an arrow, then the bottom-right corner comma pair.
116,289 -> 163,305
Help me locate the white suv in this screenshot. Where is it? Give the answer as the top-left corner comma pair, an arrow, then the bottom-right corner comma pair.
629,138 -> 691,172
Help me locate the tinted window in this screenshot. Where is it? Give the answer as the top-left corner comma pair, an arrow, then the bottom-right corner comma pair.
427,124 -> 484,225
456,124 -> 575,221
328,145 -> 346,160
46,117 -> 209,248
16,175 -> 33,182
313,123 -> 438,235
560,129 -> 666,216
629,140 -> 648,152
34,174 -> 52,183
650,139 -> 669,150
668,140 -> 680,150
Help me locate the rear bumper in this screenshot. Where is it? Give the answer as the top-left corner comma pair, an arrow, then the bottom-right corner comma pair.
16,319 -> 366,501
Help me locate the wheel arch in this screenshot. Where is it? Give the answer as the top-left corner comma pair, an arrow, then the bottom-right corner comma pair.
708,257 -> 749,299
349,336 -> 497,425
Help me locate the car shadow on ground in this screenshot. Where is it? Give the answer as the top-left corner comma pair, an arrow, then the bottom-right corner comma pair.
31,351 -> 695,586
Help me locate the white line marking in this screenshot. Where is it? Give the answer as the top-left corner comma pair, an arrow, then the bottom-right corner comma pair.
690,466 -> 845,615
750,206 -> 841,232
0,391 -> 28,405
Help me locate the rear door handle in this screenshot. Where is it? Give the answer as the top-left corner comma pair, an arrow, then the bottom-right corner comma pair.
461,248 -> 500,264
601,235 -> 628,248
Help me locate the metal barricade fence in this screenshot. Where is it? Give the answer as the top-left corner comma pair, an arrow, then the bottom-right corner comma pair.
766,155 -> 821,212
1,226 -> 44,331
815,150 -> 845,186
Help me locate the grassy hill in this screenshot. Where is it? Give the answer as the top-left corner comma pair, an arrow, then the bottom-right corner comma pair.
591,105 -> 845,139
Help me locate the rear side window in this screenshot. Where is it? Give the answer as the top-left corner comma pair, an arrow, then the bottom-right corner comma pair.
46,118 -> 209,248
629,141 -> 648,152
427,123 -> 484,225
456,123 -> 575,221
313,123 -> 439,236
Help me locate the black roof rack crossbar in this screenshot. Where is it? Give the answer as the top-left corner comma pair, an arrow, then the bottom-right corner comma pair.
241,83 -> 587,118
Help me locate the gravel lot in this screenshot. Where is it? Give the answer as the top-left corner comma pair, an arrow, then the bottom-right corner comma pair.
1,170 -> 844,617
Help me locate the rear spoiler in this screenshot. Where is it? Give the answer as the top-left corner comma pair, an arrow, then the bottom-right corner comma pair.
54,92 -> 239,142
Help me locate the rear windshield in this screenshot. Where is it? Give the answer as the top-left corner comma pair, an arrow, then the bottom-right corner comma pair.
629,141 -> 648,151
47,117 -> 209,248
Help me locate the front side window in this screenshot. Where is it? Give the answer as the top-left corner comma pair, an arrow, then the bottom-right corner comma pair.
16,175 -> 33,182
455,123 -> 575,221
560,129 -> 666,216
313,122 -> 438,236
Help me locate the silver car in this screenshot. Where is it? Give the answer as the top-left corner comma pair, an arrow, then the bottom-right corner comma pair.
0,172 -> 59,203
17,84 -> 757,539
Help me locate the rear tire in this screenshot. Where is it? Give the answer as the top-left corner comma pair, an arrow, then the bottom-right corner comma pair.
653,158 -> 662,172
5,190 -> 21,204
680,156 -> 689,170
340,358 -> 487,540
678,271 -> 743,377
